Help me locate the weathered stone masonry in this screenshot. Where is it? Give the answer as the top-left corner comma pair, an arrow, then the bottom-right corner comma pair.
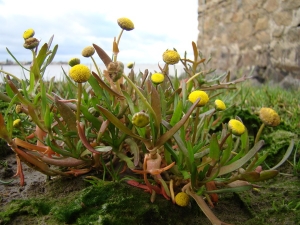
197,0 -> 300,86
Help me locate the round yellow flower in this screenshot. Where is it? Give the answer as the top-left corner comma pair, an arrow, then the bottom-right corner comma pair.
23,37 -> 39,49
259,107 -> 280,127
69,64 -> 91,83
151,73 -> 164,85
13,119 -> 21,128
117,17 -> 134,31
175,192 -> 190,207
228,119 -> 246,136
162,49 -> 180,65
68,58 -> 81,67
214,99 -> 226,111
127,62 -> 134,69
23,28 -> 35,40
188,90 -> 209,107
132,112 -> 149,128
82,46 -> 95,57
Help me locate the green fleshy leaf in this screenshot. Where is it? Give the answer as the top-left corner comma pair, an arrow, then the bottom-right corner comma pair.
254,170 -> 279,182
170,100 -> 182,126
97,105 -> 152,149
209,133 -> 220,161
92,72 -> 123,98
125,138 -> 140,166
208,140 -> 265,178
88,74 -> 104,97
240,171 -> 260,182
149,80 -> 162,125
219,133 -> 233,166
270,139 -> 295,170
54,96 -> 77,132
154,98 -> 200,151
36,43 -> 48,69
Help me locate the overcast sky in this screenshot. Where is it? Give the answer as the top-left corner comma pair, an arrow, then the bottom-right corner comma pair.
0,0 -> 199,65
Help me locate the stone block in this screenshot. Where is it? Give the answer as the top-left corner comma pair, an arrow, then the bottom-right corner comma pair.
273,10 -> 293,26
264,0 -> 279,12
255,31 -> 271,43
238,20 -> 253,38
231,10 -> 244,22
255,17 -> 269,31
281,0 -> 300,10
286,28 -> 300,43
272,27 -> 285,38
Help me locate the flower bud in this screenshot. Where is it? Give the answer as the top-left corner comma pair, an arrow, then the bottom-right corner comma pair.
107,61 -> 124,82
15,105 -> 22,114
214,99 -> 226,111
188,90 -> 209,107
81,46 -> 95,57
23,37 -> 39,49
259,107 -> 280,127
117,17 -> 134,31
127,62 -> 134,69
68,58 -> 81,67
228,119 -> 246,136
23,28 -> 35,40
132,111 -> 150,128
13,119 -> 21,128
151,73 -> 164,85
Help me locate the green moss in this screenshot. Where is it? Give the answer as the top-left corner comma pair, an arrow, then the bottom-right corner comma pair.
0,198 -> 51,224
51,182 -> 201,225
239,175 -> 300,225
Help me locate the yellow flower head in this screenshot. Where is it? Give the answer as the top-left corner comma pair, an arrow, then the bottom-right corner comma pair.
188,90 -> 209,107
151,73 -> 164,85
127,62 -> 134,69
175,192 -> 190,207
69,64 -> 91,83
23,37 -> 39,49
259,107 -> 280,127
214,99 -> 226,111
82,46 -> 95,57
132,112 -> 150,128
117,17 -> 134,31
23,28 -> 35,40
162,49 -> 180,65
13,119 -> 21,128
228,119 -> 246,136
68,58 -> 81,67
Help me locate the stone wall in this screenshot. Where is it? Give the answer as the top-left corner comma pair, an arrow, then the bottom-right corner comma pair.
197,0 -> 300,87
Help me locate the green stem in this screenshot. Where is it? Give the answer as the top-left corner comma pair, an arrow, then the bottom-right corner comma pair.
116,29 -> 124,46
77,83 -> 82,122
192,107 -> 200,144
91,56 -> 102,77
255,123 -> 265,144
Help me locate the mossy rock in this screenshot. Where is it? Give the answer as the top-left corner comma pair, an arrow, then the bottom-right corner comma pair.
1,180 -> 253,225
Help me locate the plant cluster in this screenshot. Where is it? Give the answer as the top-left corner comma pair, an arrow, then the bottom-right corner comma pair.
0,18 -> 295,225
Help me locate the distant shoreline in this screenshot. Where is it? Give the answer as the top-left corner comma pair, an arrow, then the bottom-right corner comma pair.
0,61 -> 69,66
